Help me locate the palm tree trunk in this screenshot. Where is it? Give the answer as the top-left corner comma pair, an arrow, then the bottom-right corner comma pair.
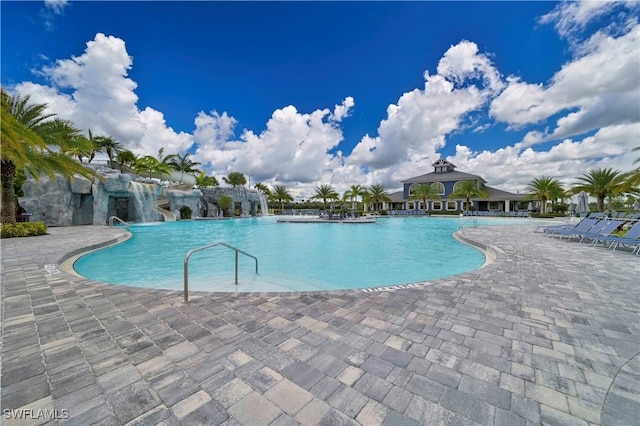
1,159 -> 17,225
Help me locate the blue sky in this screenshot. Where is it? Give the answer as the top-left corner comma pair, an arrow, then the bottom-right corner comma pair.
2,1 -> 638,196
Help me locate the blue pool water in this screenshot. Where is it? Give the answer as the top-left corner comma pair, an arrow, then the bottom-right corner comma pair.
74,216 -> 502,293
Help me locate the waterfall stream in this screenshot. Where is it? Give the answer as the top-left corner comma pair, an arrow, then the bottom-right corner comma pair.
130,182 -> 158,222
258,193 -> 269,216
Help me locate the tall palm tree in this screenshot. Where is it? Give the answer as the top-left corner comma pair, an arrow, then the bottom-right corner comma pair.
526,176 -> 562,215
449,180 -> 490,212
409,183 -> 441,211
367,183 -> 392,212
96,136 -> 123,169
572,168 -> 626,212
343,184 -> 366,210
271,185 -> 293,212
223,172 -> 247,187
1,89 -> 96,224
312,184 -> 339,212
85,129 -> 102,163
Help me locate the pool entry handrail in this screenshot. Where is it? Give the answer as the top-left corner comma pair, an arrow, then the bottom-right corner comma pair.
109,216 -> 130,230
459,217 -> 478,229
184,242 -> 259,302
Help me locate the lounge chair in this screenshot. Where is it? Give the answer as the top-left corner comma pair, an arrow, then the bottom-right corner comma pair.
591,221 -> 640,254
573,220 -> 624,243
542,217 -> 598,236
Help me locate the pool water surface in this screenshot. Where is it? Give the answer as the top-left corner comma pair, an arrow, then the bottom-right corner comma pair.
74,216 -> 497,292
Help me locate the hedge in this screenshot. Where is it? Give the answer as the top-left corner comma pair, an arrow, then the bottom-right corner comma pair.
0,222 -> 48,238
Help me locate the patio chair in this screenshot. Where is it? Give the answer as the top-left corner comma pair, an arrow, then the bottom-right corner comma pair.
572,220 -> 624,243
541,217 -> 598,236
591,221 -> 640,253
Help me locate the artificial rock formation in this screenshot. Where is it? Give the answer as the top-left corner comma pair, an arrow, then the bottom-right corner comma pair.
18,166 -> 268,226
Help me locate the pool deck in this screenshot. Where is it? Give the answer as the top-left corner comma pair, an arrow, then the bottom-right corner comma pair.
1,223 -> 639,425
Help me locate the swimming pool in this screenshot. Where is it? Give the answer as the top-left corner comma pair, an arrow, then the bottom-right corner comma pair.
74,216 -> 502,293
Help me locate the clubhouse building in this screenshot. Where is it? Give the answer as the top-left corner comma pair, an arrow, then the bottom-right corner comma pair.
384,159 -> 528,214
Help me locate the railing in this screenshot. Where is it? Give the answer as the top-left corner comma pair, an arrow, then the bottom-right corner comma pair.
184,242 -> 259,302
108,216 -> 130,230
459,218 -> 478,229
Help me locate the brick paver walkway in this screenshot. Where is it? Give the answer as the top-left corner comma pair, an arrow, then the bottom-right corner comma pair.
1,223 -> 638,425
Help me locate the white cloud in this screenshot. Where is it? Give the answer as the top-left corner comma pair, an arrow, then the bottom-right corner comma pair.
449,123 -> 638,193
44,0 -> 69,14
14,33 -> 193,156
347,41 -> 500,173
330,96 -> 355,122
490,24 -> 640,141
193,101 -> 351,185
539,0 -> 638,41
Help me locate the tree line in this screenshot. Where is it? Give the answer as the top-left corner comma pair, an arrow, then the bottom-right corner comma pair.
2,87 -> 639,225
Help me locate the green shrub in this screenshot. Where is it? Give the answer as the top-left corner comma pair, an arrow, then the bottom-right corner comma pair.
1,222 -> 48,238
179,205 -> 192,220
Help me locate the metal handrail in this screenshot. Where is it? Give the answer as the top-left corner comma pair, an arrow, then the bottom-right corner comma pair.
108,216 -> 130,230
459,217 -> 478,229
184,242 -> 259,302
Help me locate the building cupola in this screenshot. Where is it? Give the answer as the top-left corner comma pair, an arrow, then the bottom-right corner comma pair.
432,158 -> 456,174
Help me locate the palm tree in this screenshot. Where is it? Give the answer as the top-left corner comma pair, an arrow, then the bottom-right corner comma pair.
84,129 -> 103,163
169,152 -> 201,183
62,134 -> 93,163
525,176 -> 562,215
367,184 -> 392,212
254,182 -> 271,196
169,153 -> 201,174
96,136 -> 123,169
271,185 -> 293,212
115,149 -> 138,172
195,172 -> 219,188
1,89 -> 96,224
312,184 -> 339,212
449,180 -> 490,212
343,184 -> 366,210
409,183 -> 442,211
223,172 -> 247,187
133,155 -> 173,175
572,168 -> 627,212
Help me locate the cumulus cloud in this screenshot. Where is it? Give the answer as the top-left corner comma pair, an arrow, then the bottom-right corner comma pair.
490,24 -> 640,140
449,122 -> 638,193
348,40 -> 500,177
193,100 -> 352,186
14,33 -> 193,156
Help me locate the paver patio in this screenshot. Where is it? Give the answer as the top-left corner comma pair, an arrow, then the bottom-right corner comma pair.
1,222 -> 639,425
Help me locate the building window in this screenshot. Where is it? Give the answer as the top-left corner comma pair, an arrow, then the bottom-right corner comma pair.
453,180 -> 477,193
433,182 -> 445,195
432,201 -> 442,210
447,201 -> 457,211
408,203 -> 414,209
489,202 -> 500,210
